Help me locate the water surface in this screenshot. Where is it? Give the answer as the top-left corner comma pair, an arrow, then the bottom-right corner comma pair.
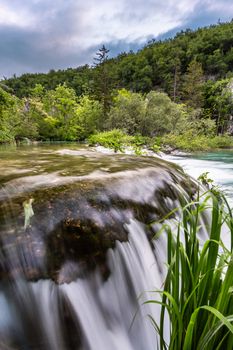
165,150 -> 233,204
1,143 -> 193,349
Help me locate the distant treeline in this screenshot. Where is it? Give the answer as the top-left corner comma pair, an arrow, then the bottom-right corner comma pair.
3,21 -> 233,98
1,21 -> 233,147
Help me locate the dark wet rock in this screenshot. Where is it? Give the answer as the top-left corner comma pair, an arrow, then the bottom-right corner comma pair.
0,149 -> 196,283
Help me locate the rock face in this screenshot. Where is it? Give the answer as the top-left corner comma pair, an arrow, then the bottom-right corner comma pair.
0,146 -> 196,283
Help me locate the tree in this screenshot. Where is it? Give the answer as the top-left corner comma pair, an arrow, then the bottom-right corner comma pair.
131,55 -> 153,92
92,46 -> 113,121
107,89 -> 145,134
172,59 -> 182,102
42,84 -> 80,140
0,87 -> 20,142
76,96 -> 103,139
93,45 -> 109,66
204,78 -> 233,134
108,90 -> 186,137
15,96 -> 39,139
182,60 -> 204,109
142,91 -> 186,136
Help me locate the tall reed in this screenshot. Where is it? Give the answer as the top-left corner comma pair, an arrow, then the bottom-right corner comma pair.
146,188 -> 233,349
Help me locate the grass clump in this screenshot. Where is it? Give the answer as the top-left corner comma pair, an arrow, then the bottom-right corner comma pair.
146,187 -> 233,349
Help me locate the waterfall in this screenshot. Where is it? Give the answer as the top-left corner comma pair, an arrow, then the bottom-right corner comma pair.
0,146 -> 200,349
1,219 -> 172,350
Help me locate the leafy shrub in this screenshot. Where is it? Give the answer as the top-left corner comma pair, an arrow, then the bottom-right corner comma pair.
208,135 -> 233,148
162,132 -> 233,152
162,132 -> 210,151
88,129 -> 133,152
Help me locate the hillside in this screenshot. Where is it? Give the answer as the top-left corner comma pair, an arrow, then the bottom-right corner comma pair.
2,21 -> 233,99
0,21 -> 233,149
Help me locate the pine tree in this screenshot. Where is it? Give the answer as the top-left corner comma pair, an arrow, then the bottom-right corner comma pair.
182,60 -> 204,109
172,58 -> 182,102
92,46 -> 112,123
93,45 -> 109,66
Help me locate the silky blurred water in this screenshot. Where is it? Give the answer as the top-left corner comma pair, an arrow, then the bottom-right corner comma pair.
0,143 -> 188,350
1,144 -> 230,349
164,150 -> 233,205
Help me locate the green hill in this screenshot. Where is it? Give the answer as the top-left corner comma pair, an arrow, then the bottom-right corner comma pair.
3,21 -> 233,99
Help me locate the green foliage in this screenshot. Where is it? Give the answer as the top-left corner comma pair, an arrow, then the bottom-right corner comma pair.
108,89 -> 145,134
175,115 -> 217,137
204,78 -> 233,133
88,129 -> 133,152
163,132 -> 233,152
197,172 -> 214,187
76,95 -> 103,139
208,135 -> 233,148
163,133 -> 210,151
143,92 -> 186,136
0,87 -> 20,142
88,129 -> 164,154
42,84 -> 80,140
182,60 -> 204,109
4,21 -> 233,103
30,84 -> 45,98
2,20 -> 233,145
0,81 -> 231,148
147,191 -> 233,349
108,89 -> 186,137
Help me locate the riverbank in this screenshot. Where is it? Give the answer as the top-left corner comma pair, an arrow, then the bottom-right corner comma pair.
88,130 -> 233,154
2,128 -> 233,154
87,132 -> 233,205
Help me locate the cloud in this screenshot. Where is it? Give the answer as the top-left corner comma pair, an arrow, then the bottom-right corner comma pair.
0,0 -> 232,78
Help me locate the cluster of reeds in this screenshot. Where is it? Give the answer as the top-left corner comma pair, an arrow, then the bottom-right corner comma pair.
146,188 -> 233,349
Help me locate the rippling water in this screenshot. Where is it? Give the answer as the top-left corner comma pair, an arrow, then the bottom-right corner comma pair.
164,150 -> 233,204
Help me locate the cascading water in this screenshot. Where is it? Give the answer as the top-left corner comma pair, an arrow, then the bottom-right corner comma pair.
0,144 -> 200,350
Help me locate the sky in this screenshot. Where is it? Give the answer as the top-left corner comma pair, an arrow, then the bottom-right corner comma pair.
0,0 -> 233,78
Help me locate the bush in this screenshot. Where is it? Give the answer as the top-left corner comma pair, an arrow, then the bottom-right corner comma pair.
142,92 -> 187,136
88,129 -> 133,152
208,135 -> 233,148
107,89 -> 145,134
162,132 -> 233,152
162,133 -> 210,151
88,130 -> 163,154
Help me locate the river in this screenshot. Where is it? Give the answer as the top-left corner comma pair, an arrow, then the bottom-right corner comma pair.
0,143 -> 231,349
0,143 -> 188,350
164,150 -> 233,205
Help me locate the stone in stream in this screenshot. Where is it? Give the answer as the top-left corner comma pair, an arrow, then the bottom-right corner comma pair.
0,151 -> 196,283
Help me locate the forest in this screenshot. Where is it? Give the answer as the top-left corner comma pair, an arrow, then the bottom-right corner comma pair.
1,21 -> 233,151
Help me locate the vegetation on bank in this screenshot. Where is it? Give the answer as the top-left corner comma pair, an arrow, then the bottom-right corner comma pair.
88,129 -> 159,153
88,129 -> 233,153
163,134 -> 233,152
0,83 -> 233,151
147,183 -> 233,349
1,22 -> 233,149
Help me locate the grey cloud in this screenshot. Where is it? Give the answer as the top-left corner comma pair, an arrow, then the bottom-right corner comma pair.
0,0 -> 233,78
